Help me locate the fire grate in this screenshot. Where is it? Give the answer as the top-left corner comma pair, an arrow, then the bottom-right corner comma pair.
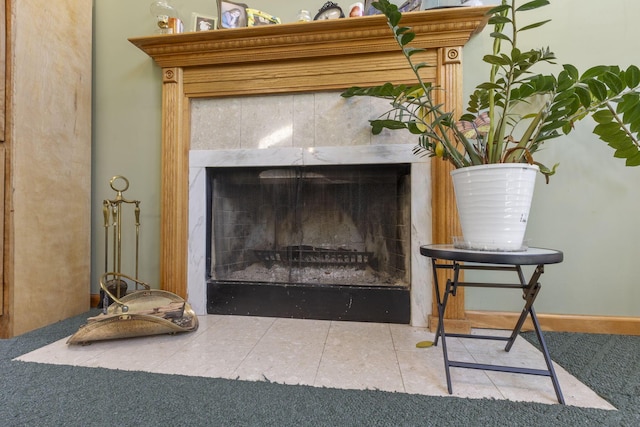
253,245 -> 372,269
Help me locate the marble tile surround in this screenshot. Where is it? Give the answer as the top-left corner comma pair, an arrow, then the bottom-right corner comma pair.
188,92 -> 433,326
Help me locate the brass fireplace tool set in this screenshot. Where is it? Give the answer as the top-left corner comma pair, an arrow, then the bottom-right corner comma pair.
67,176 -> 198,345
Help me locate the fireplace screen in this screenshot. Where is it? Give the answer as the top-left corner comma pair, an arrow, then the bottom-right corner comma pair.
208,164 -> 411,288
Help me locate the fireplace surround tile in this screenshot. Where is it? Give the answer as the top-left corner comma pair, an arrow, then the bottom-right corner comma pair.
242,95 -> 296,149
191,98 -> 242,150
293,94 -> 315,148
191,92 -> 412,151
188,92 -> 432,326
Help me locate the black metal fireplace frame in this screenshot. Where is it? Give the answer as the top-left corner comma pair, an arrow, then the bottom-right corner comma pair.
207,280 -> 410,323
204,164 -> 412,323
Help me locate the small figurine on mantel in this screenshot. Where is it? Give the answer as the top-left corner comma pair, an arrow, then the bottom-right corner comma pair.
149,1 -> 183,33
314,2 -> 345,20
297,9 -> 312,21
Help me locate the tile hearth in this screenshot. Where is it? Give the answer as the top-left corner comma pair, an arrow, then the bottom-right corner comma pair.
16,315 -> 614,410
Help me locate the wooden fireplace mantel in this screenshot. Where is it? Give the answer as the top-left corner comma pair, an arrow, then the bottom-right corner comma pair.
129,6 -> 491,328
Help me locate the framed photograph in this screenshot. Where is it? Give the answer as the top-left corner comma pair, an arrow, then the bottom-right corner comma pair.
363,1 -> 382,15
348,2 -> 364,17
398,0 -> 423,13
218,1 -> 248,29
191,13 -> 217,32
246,8 -> 281,26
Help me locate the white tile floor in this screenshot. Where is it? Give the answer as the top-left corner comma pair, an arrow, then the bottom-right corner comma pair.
16,315 -> 615,410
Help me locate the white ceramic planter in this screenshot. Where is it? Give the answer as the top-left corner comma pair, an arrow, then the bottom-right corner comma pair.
450,163 -> 538,251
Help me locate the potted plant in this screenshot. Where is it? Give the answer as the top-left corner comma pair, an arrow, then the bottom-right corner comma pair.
342,0 -> 640,250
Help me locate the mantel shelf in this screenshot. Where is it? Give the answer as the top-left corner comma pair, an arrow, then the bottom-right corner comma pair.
129,7 -> 491,69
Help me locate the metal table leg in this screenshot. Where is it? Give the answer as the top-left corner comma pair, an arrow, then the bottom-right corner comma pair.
429,258 -> 565,404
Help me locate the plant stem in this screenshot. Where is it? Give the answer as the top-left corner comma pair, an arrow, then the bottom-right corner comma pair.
387,21 -> 470,168
605,101 -> 640,148
493,2 -> 520,163
487,1 -> 508,163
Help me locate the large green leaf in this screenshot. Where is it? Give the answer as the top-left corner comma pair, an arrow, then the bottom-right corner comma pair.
400,32 -> 415,46
603,134 -> 630,150
624,65 -> 640,88
593,122 -> 621,135
625,152 -> 640,166
563,64 -> 580,80
616,93 -> 640,114
516,0 -> 550,12
581,66 -> 610,80
555,73 -> 574,92
407,122 -> 425,134
614,144 -> 639,158
371,119 -> 408,134
629,117 -> 640,134
574,86 -> 592,107
603,132 -> 632,149
395,26 -> 411,36
623,103 -> 640,124
551,96 -> 578,110
476,82 -> 503,90
403,47 -> 424,57
586,79 -> 608,102
483,54 -> 511,66
488,15 -> 512,25
602,71 -> 624,94
592,110 -> 614,124
488,4 -> 511,14
519,19 -> 551,32
490,32 -> 512,43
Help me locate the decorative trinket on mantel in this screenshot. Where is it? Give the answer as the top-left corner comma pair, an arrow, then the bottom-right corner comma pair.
297,9 -> 312,22
149,1 -> 182,33
314,1 -> 345,20
349,2 -> 364,17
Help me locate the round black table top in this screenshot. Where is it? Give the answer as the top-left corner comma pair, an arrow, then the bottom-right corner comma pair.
420,244 -> 563,265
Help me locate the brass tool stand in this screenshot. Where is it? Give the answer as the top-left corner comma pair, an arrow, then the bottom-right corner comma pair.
68,175 -> 198,345
100,176 -> 141,309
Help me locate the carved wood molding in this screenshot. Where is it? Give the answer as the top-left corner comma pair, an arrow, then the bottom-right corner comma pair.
162,67 -> 180,83
130,8 -> 491,68
129,8 -> 491,324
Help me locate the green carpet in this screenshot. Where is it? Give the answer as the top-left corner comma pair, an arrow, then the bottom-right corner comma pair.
1,311 -> 638,426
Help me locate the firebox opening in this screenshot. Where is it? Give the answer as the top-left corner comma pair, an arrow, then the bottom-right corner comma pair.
207,164 -> 411,288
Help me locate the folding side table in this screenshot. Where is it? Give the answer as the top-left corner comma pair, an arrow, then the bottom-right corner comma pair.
420,244 -> 565,404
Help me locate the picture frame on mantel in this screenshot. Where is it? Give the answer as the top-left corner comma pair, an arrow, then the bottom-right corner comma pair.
246,8 -> 281,26
365,0 -> 423,15
191,13 -> 217,32
218,1 -> 248,29
399,0 -> 424,12
363,0 -> 382,15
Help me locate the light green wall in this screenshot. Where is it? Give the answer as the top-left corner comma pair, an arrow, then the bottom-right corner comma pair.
462,1 -> 640,316
93,1 -> 640,318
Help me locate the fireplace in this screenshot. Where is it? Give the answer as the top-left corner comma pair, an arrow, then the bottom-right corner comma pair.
186,91 -> 432,325
205,163 -> 412,322
130,8 -> 490,329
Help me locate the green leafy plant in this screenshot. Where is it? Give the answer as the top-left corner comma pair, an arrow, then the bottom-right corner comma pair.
342,0 -> 640,181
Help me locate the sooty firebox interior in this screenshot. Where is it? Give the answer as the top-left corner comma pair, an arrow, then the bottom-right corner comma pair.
206,164 -> 411,323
